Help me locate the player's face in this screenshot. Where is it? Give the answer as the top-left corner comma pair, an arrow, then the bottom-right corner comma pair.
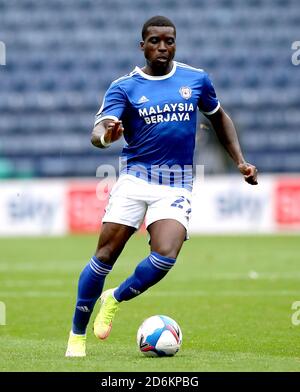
140,26 -> 176,71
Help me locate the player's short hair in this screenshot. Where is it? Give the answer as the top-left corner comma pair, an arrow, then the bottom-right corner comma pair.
142,16 -> 176,40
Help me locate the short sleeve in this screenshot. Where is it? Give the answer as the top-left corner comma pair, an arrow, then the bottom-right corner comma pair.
94,82 -> 127,126
198,73 -> 220,115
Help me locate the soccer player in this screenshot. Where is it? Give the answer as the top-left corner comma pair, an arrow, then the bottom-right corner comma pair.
66,15 -> 258,357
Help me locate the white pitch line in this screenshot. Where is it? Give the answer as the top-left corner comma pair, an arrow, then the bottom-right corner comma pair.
0,262 -> 84,272
0,280 -> 64,288
1,290 -> 300,299
0,260 -> 133,273
145,290 -> 300,297
175,272 -> 300,280
1,263 -> 300,281
0,291 -> 69,298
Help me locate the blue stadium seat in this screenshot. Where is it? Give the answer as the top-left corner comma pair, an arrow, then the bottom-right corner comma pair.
1,0 -> 300,176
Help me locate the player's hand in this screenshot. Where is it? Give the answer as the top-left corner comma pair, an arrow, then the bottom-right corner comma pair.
103,120 -> 124,144
238,162 -> 258,185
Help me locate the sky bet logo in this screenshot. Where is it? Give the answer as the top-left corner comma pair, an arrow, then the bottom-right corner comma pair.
0,41 -> 6,65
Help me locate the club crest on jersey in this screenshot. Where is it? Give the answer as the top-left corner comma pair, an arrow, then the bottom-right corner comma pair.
179,86 -> 192,100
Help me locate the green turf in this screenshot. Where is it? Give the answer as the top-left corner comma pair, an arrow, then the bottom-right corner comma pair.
0,234 -> 300,372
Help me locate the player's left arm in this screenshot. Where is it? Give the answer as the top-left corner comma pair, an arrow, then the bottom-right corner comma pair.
206,106 -> 258,185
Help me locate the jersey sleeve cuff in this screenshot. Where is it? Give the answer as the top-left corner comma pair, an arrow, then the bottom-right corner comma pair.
94,115 -> 119,126
201,101 -> 220,116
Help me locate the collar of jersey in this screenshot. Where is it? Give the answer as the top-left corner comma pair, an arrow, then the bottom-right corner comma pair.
134,61 -> 177,80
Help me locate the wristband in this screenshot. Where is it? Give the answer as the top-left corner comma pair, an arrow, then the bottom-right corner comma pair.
100,134 -> 111,148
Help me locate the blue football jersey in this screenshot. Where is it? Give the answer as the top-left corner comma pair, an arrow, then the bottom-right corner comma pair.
95,61 -> 220,190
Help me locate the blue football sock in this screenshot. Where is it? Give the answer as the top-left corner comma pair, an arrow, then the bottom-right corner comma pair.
114,252 -> 176,302
72,256 -> 112,334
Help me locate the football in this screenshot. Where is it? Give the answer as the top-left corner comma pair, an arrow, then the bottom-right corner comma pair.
137,315 -> 182,357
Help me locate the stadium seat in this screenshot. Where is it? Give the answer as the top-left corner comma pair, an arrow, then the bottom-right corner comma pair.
1,0 -> 300,176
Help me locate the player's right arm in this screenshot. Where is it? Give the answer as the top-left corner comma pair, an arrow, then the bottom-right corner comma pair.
91,80 -> 127,148
91,119 -> 124,148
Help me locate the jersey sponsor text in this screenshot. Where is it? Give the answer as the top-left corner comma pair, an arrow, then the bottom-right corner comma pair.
138,102 -> 195,124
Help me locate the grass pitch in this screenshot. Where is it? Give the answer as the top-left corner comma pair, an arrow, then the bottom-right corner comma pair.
0,234 -> 299,372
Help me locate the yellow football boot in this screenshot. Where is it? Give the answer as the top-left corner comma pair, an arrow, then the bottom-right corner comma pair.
65,331 -> 86,357
93,288 -> 120,340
